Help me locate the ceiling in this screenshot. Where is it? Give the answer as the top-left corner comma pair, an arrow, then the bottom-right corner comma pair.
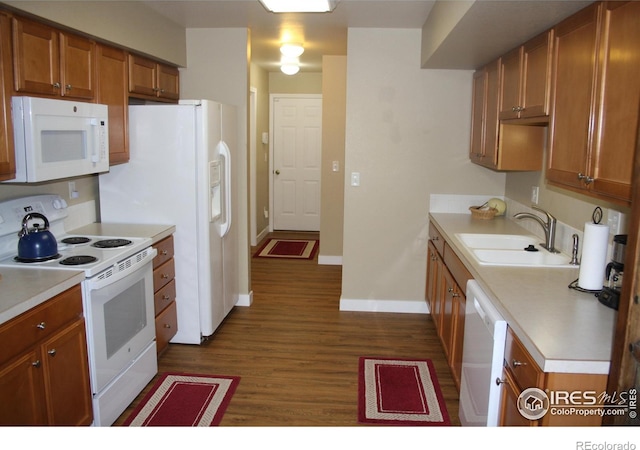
142,0 -> 594,73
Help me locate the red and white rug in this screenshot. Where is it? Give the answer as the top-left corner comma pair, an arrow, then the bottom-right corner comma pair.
123,372 -> 240,426
254,238 -> 318,259
358,357 -> 451,426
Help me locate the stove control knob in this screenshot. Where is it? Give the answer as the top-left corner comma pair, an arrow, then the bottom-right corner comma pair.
52,198 -> 68,209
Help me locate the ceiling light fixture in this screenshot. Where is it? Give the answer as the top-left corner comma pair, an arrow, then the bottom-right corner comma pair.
280,64 -> 300,75
280,43 -> 304,58
259,0 -> 338,13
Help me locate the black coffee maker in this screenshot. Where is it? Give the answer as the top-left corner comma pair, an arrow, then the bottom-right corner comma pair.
597,234 -> 627,310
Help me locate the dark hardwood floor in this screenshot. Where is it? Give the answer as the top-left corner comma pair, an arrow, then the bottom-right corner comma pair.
113,231 -> 460,426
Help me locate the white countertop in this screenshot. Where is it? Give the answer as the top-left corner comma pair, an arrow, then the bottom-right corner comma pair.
0,268 -> 85,325
430,213 -> 616,375
0,223 -> 176,326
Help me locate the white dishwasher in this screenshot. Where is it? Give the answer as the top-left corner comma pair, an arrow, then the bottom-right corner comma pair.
459,280 -> 507,426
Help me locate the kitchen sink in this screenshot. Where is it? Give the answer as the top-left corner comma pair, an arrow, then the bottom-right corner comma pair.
455,233 -> 575,268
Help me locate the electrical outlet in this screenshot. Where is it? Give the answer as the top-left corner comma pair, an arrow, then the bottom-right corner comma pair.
607,210 -> 622,234
350,172 -> 360,186
68,181 -> 79,199
332,161 -> 339,172
531,186 -> 539,204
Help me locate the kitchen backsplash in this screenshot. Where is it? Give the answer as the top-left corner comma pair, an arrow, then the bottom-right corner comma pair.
429,194 -> 622,261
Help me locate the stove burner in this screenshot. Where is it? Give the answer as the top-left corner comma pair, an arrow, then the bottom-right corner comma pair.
14,254 -> 62,263
92,239 -> 132,249
59,255 -> 98,266
61,236 -> 92,245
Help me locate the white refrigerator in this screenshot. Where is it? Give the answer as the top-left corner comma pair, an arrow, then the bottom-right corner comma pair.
98,99 -> 239,344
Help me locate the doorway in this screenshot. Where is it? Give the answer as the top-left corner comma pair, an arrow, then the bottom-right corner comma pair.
269,94 -> 322,231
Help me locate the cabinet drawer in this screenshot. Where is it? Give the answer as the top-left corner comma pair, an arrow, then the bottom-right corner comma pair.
428,221 -> 445,256
504,327 -> 544,389
0,285 -> 82,365
154,278 -> 176,315
155,300 -> 177,354
153,258 -> 175,291
444,242 -> 473,292
153,235 -> 174,269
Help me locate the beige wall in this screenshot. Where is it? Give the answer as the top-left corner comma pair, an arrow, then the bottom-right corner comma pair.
319,56 -> 346,260
3,1 -> 186,66
341,28 -> 505,307
250,63 -> 271,239
269,72 -> 322,94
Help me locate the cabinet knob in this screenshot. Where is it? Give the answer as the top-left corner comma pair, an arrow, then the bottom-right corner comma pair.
52,82 -> 61,89
430,236 -> 439,241
512,359 -> 527,367
577,173 -> 594,185
36,322 -> 46,330
161,250 -> 168,256
496,377 -> 508,386
161,273 -> 169,279
162,294 -> 171,300
48,349 -> 57,357
32,360 -> 41,368
164,324 -> 172,329
65,84 -> 72,90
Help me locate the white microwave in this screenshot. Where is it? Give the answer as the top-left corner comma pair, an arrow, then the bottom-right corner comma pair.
6,96 -> 109,183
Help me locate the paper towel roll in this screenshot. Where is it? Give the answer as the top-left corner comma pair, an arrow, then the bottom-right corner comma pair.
578,222 -> 610,290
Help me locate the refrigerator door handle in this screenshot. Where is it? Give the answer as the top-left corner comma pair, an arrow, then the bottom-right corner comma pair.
218,141 -> 232,238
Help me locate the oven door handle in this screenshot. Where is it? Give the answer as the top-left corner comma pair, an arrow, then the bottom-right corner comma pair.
85,247 -> 157,291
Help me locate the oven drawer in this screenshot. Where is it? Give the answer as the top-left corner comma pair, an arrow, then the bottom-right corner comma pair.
504,327 -> 544,389
153,258 -> 175,291
155,300 -> 178,354
154,278 -> 176,315
153,236 -> 174,269
0,285 -> 83,365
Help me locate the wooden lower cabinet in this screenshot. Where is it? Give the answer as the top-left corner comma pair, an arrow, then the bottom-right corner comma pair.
499,327 -> 608,426
153,235 -> 178,355
0,285 -> 92,425
427,221 -> 470,390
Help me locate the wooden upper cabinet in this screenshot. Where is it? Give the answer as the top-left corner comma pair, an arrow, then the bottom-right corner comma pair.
589,0 -> 640,204
12,16 -> 95,100
128,53 -> 179,102
548,1 -> 640,206
470,59 -> 500,168
96,44 -> 129,165
0,12 -> 15,181
499,30 -> 553,120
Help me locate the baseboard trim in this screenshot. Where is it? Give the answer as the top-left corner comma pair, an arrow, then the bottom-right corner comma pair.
339,298 -> 429,314
318,254 -> 342,266
236,291 -> 253,307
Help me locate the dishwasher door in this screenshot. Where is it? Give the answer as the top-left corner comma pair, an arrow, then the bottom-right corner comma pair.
459,280 -> 507,426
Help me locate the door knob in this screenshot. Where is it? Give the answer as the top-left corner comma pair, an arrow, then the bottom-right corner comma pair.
274,169 -> 280,175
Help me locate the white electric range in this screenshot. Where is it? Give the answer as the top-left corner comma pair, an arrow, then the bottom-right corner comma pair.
0,194 -> 158,426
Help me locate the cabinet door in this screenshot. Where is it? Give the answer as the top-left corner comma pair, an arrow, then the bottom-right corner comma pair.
426,241 -> 440,315
128,53 -> 158,97
499,367 -> 538,426
155,300 -> 178,355
0,12 -> 15,181
451,292 -> 466,390
59,32 -> 95,99
440,267 -> 457,360
431,251 -> 444,333
547,3 -> 600,190
0,349 -> 47,425
96,44 -> 129,164
157,63 -> 179,100
499,47 -> 523,120
11,16 -> 60,96
589,0 -> 640,204
42,320 -> 92,426
520,30 -> 553,118
470,68 -> 486,163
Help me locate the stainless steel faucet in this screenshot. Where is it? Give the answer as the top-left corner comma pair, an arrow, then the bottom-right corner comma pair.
513,205 -> 559,253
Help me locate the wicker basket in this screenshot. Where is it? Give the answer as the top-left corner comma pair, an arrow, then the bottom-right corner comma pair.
469,206 -> 498,220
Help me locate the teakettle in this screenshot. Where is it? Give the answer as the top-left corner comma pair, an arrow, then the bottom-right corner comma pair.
17,213 -> 59,261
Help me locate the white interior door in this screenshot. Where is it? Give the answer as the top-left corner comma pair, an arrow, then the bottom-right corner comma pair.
272,95 -> 322,231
